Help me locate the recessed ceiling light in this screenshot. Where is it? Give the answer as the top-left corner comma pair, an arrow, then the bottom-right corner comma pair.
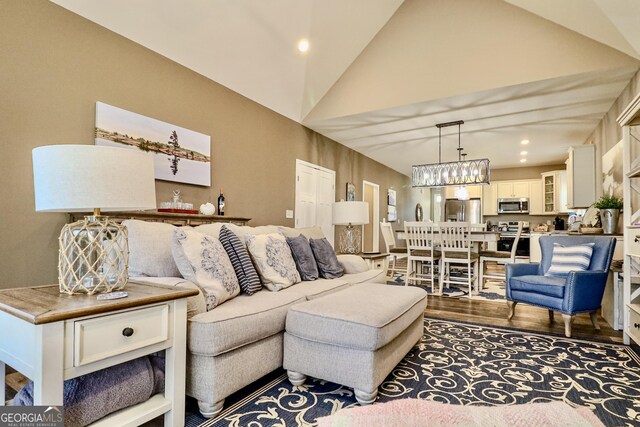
520,151 -> 528,155
520,158 -> 527,163
297,39 -> 309,53
521,139 -> 530,145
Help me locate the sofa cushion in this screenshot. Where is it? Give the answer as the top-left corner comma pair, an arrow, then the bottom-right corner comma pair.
545,243 -> 594,277
123,220 -> 181,277
286,283 -> 427,351
171,228 -> 240,310
310,238 -> 344,279
509,275 -> 566,298
219,225 -> 262,295
188,290 -> 306,356
286,234 -> 319,281
246,233 -> 301,291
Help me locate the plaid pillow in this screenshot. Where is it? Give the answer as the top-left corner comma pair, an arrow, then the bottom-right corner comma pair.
545,243 -> 594,277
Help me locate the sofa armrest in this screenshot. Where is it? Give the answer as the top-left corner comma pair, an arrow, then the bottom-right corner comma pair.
336,254 -> 369,274
130,277 -> 206,318
506,263 -> 539,280
562,270 -> 609,313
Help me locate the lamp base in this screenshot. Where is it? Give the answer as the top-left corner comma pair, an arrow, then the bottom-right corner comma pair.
58,216 -> 129,295
338,225 -> 361,254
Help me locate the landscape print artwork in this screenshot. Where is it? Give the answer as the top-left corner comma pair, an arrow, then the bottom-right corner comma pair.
602,140 -> 623,199
95,102 -> 211,186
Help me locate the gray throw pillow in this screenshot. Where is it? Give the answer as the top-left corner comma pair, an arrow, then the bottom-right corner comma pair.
286,234 -> 319,281
309,238 -> 344,279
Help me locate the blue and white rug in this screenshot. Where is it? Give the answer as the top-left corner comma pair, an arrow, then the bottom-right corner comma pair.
391,276 -> 506,301
187,318 -> 640,427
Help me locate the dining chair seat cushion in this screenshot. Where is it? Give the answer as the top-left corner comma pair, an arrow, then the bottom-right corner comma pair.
509,275 -> 565,298
442,252 -> 479,260
390,247 -> 407,254
479,250 -> 512,259
409,249 -> 441,258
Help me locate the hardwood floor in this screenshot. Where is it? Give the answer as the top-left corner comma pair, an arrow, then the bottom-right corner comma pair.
425,294 -> 624,343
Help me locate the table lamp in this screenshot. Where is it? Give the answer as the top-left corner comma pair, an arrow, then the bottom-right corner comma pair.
332,201 -> 369,254
32,145 -> 156,295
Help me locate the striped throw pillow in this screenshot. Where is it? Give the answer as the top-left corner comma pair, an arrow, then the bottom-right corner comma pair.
545,243 -> 594,277
219,225 -> 262,295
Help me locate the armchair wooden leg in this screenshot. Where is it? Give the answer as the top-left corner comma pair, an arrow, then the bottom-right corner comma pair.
507,301 -> 517,320
561,314 -> 574,338
590,312 -> 601,331
548,310 -> 554,322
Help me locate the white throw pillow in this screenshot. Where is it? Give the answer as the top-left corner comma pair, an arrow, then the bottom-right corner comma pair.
123,220 -> 181,277
337,255 -> 370,274
171,228 -> 240,310
246,233 -> 301,291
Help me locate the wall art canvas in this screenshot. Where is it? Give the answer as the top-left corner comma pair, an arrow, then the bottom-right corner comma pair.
388,189 -> 396,206
346,183 -> 356,201
95,102 -> 211,186
388,205 -> 397,222
602,140 -> 623,199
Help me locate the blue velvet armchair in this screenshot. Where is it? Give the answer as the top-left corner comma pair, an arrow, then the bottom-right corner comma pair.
506,235 -> 616,337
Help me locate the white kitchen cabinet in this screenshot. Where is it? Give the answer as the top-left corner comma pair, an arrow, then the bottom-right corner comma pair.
443,185 -> 482,199
529,232 -> 545,263
496,181 -> 530,199
541,171 -> 568,214
566,145 -> 596,209
529,180 -> 543,215
482,183 -> 497,216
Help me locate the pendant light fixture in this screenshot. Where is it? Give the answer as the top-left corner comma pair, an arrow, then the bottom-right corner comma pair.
412,120 -> 490,188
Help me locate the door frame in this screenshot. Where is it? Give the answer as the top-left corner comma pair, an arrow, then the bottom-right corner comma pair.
362,180 -> 380,252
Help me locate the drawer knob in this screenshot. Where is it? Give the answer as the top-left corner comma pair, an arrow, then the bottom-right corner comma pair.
635,323 -> 640,329
122,327 -> 134,337
636,237 -> 640,243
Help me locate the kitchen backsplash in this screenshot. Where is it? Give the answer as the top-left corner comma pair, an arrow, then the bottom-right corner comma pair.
485,213 -> 570,230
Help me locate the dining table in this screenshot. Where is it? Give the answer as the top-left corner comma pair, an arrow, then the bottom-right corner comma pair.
395,229 -> 501,252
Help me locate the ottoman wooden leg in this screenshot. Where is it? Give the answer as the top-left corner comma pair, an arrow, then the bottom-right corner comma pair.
198,399 -> 225,418
287,371 -> 307,386
354,388 -> 378,405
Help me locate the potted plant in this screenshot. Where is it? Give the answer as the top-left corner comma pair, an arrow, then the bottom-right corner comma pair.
593,195 -> 623,234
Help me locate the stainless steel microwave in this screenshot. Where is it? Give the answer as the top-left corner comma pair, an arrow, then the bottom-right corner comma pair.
497,198 -> 529,214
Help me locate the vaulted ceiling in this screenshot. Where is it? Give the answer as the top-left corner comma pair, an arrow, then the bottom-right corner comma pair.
51,0 -> 640,175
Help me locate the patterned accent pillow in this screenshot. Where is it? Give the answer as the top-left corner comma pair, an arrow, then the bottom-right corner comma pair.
245,233 -> 301,291
286,234 -> 319,281
171,228 -> 240,310
545,243 -> 595,277
309,238 -> 344,279
219,225 -> 262,295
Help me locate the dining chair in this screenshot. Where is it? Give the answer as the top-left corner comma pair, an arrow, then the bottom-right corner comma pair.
478,222 -> 523,289
438,222 -> 479,296
470,223 -> 487,251
404,221 -> 441,292
380,221 -> 407,280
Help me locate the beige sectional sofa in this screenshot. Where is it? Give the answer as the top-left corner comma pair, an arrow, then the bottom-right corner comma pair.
124,220 -> 385,417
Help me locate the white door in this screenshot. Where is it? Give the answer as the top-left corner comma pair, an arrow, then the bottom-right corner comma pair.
295,160 -> 335,246
362,180 -> 380,253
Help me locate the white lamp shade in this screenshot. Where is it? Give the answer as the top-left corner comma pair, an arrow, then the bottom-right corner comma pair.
33,145 -> 157,212
332,201 -> 370,225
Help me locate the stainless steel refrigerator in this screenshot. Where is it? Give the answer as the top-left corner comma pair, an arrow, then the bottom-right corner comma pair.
443,198 -> 482,223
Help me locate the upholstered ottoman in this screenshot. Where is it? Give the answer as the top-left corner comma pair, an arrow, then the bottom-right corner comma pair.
283,283 -> 427,405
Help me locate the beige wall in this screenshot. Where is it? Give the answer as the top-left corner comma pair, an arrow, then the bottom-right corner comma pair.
0,1 -> 408,288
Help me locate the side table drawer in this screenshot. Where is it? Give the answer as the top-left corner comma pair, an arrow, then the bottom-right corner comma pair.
74,304 -> 169,367
628,306 -> 640,345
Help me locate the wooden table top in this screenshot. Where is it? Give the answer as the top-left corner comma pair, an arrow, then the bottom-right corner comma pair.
0,282 -> 199,325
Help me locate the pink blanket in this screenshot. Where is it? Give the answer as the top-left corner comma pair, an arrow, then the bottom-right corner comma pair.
317,399 -> 604,427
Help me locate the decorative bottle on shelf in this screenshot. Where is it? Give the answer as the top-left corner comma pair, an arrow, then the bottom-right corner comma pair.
217,189 -> 225,216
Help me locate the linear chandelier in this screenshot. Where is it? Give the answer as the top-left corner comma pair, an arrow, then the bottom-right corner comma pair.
412,120 -> 490,187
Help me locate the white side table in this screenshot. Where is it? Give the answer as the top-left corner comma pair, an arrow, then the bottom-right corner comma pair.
0,282 -> 197,426
359,252 -> 389,271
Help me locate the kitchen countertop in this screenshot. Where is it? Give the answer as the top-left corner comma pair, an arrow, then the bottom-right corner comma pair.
530,231 -> 623,237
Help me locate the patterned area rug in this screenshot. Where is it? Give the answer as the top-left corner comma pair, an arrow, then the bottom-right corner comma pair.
188,318 -> 640,427
390,276 -> 506,301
